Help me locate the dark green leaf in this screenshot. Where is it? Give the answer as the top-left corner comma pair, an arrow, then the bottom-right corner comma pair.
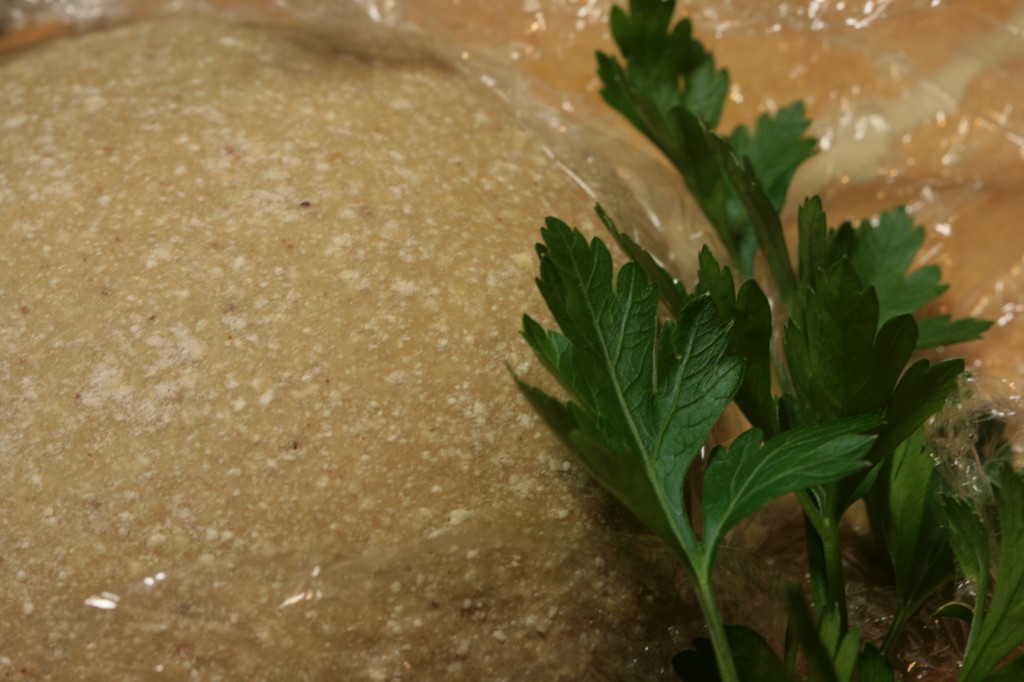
604,0 -> 728,129
725,627 -> 792,682
520,316 -> 593,413
857,644 -> 896,682
674,637 -> 721,682
982,654 -> 1024,682
838,207 -> 989,349
596,0 -> 814,282
870,428 -> 954,601
843,458 -> 887,511
705,127 -> 798,307
941,494 -> 990,587
597,204 -> 691,319
728,102 -> 816,214
674,627 -> 793,682
833,629 -> 861,682
797,196 -> 828,289
866,428 -> 955,651
784,585 -> 839,682
847,208 -> 939,323
533,217 -> 658,439
702,417 -> 876,557
518,216 -> 743,562
957,465 -> 1024,681
515,380 -> 679,548
870,358 -> 963,461
663,106 -> 760,280
696,246 -> 777,435
785,260 -> 916,427
917,314 -> 993,349
680,56 -> 730,130
934,601 -> 974,624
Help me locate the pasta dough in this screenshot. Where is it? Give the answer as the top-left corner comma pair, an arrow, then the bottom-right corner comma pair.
0,18 -> 675,678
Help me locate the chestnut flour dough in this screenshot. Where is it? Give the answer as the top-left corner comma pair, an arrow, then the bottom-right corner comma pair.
0,18 -> 673,679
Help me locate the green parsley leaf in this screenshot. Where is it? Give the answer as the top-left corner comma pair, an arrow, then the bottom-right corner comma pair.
829,208 -> 990,348
843,209 -> 941,323
797,196 -> 829,289
857,645 -> 896,682
866,428 -> 954,651
832,628 -> 862,682
783,585 -> 841,682
917,314 -> 992,349
695,246 -> 778,435
941,494 -> 990,594
517,212 -> 884,682
785,259 -> 917,427
701,417 -> 875,559
981,655 -> 1024,682
934,601 -> 975,624
949,465 -> 1024,682
674,626 -> 793,682
867,357 -> 964,465
600,0 -> 728,131
596,204 -> 691,319
704,123 -> 799,308
873,428 -> 953,600
727,102 -> 817,215
597,0 -> 814,280
517,215 -> 743,559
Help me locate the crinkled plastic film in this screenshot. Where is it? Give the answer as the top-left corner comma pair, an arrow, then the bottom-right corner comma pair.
2,1 -> 1024,680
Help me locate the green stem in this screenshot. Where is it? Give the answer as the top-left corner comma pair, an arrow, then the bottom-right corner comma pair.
880,601 -> 912,656
798,491 -> 848,633
656,473 -> 737,681
803,511 -> 830,617
821,515 -> 849,634
783,622 -> 798,675
693,571 -> 741,682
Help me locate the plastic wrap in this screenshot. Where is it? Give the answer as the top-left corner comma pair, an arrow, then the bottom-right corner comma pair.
2,1 -> 1023,680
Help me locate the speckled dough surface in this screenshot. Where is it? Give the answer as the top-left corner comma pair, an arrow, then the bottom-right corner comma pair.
0,19 -> 675,678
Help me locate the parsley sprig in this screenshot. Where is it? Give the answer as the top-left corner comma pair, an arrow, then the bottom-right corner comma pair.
515,1 -> 1021,680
